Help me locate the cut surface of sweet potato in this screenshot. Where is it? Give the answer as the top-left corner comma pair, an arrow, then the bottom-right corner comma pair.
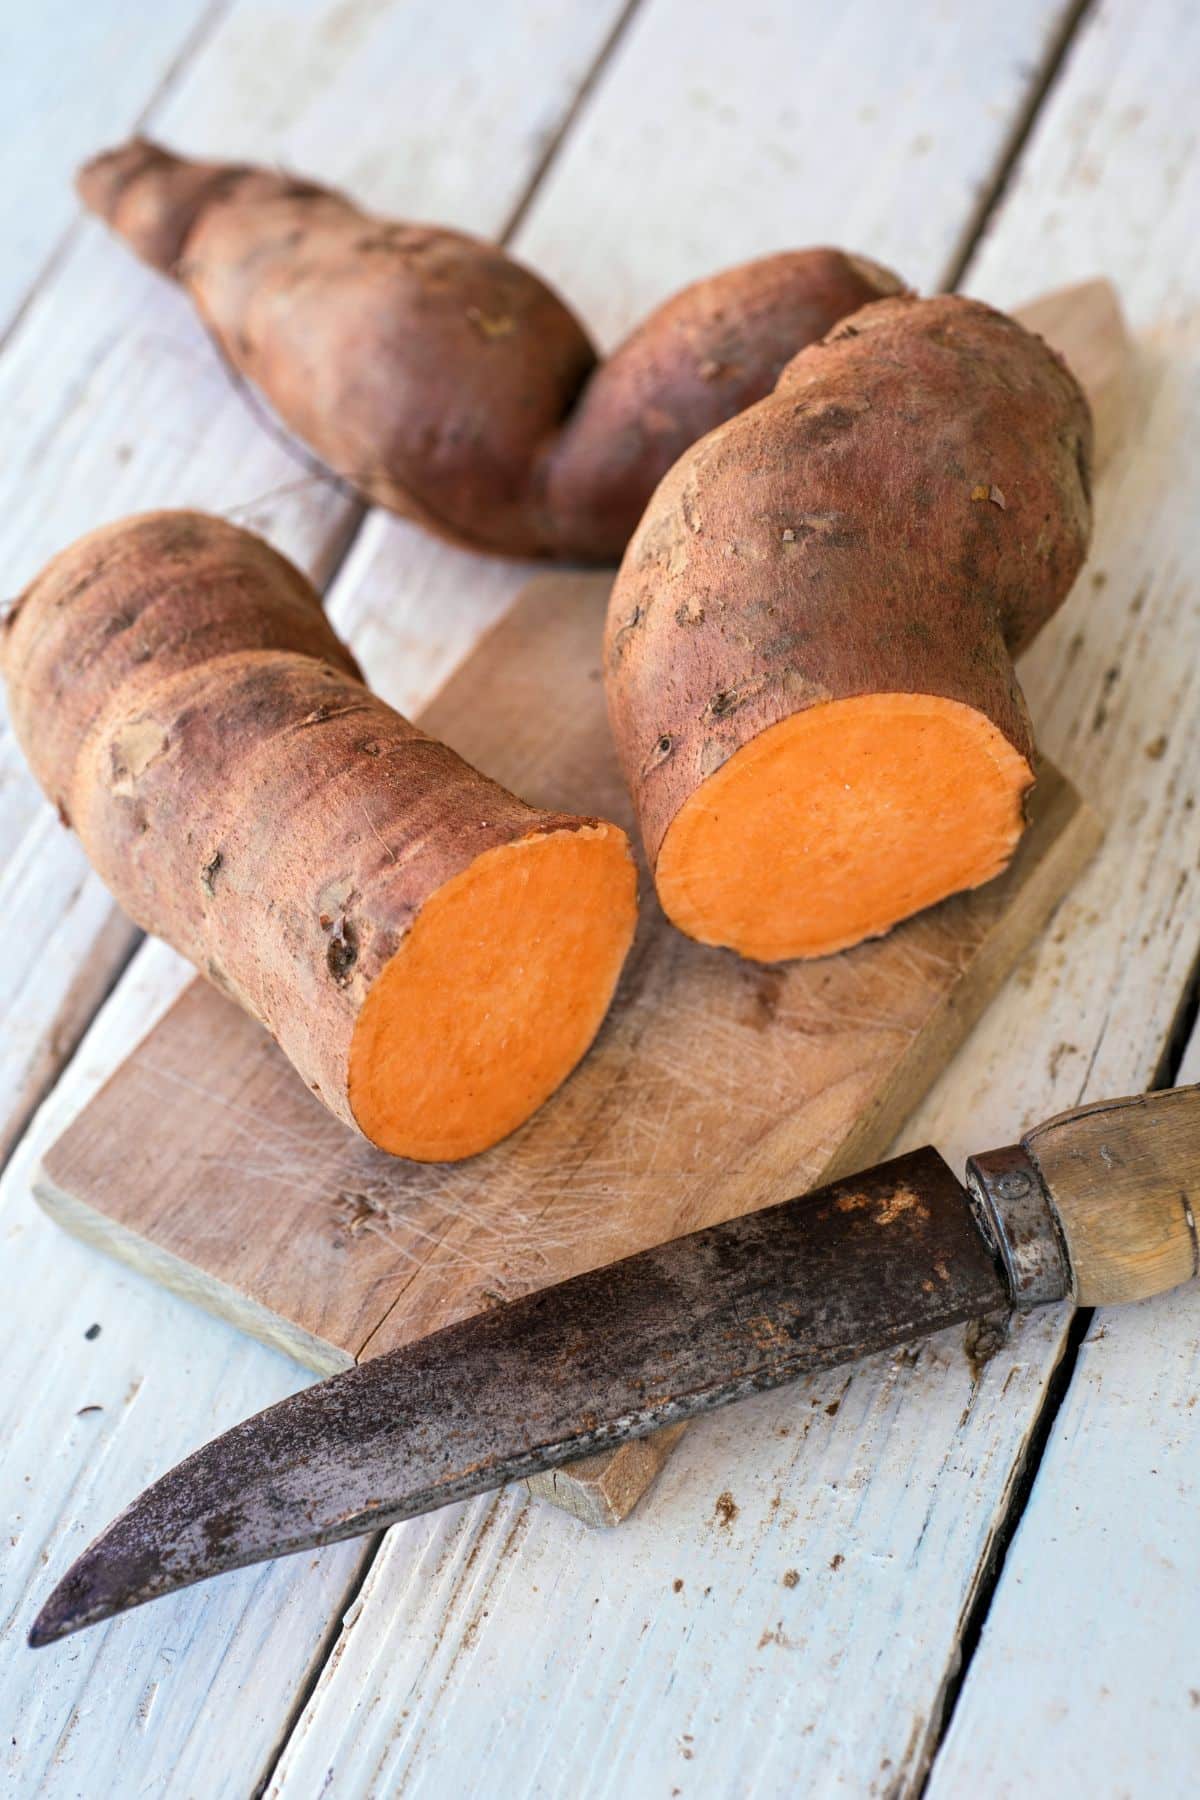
655,694 -> 1033,963
348,825 -> 638,1160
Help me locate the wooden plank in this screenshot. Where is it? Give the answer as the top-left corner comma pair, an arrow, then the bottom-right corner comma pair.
0,1 -> 1101,1792
0,831 -> 134,1170
0,0 -> 221,336
927,1058 -> 1200,1798
0,0 -> 220,1156
0,4 -> 634,1795
919,0 -> 1200,1782
270,3 -> 1200,1793
34,572 -> 1099,1377
0,0 -> 627,1167
512,0 -> 1079,335
0,941 -> 371,1800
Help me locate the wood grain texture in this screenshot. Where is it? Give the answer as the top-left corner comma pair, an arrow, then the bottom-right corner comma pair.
921,11 -> 1200,1757
0,1 -> 1163,1795
272,3 -> 1200,1795
36,572 -> 1097,1378
0,940 -> 374,1800
0,0 -> 628,1179
0,3 -> 631,1795
1026,1085 -> 1200,1304
0,819 -> 136,1169
909,2 -> 1200,1789
266,1304 -> 1076,1800
0,0 -> 221,334
929,1053 -> 1200,1800
513,0 -> 1079,338
0,0 -> 245,1159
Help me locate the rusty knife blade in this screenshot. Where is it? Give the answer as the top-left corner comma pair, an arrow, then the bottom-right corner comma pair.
31,1148 -> 1007,1645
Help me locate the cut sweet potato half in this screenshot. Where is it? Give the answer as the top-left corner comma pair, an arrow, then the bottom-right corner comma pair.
3,512 -> 639,1162
605,294 -> 1093,963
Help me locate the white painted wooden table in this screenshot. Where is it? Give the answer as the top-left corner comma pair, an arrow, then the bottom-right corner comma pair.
2,2 -> 1198,1793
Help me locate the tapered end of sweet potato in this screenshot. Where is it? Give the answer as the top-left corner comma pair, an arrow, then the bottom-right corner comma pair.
655,695 -> 1033,962
348,823 -> 638,1160
77,137 -> 245,274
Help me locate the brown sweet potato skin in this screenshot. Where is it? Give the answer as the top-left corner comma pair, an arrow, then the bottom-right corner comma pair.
605,294 -> 1093,874
77,139 -> 904,561
535,250 -> 904,560
2,512 -> 616,1137
4,512 -> 361,827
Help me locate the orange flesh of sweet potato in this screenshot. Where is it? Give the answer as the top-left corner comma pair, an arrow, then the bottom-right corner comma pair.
350,826 -> 635,1160
655,695 -> 1032,962
3,512 -> 637,1162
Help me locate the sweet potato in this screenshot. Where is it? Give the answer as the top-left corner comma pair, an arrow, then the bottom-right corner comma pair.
604,294 -> 1093,963
76,138 -> 904,560
4,513 -> 637,1160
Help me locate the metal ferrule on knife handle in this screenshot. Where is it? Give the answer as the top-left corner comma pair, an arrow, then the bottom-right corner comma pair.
28,1085 -> 1200,1647
965,1143 -> 1070,1309
968,1086 -> 1200,1308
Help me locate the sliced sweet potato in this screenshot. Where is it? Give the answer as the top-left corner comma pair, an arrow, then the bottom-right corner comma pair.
605,295 -> 1093,961
4,513 -> 637,1160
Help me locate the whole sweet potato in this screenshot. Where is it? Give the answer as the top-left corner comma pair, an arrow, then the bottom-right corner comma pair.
77,139 -> 904,559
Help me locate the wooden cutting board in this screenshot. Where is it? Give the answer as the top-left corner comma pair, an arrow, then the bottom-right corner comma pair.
35,281 -> 1126,1526
35,572 -> 1100,1522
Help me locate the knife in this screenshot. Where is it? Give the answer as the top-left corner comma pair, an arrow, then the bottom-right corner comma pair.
30,1084 -> 1199,1647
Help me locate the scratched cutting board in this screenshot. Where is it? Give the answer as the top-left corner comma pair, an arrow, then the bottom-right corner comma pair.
34,569 -> 1101,1521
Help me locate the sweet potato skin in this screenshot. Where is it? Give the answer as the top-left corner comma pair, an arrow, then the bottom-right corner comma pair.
77,140 -> 904,561
3,513 -> 628,1141
4,512 -> 361,827
605,294 -> 1093,879
184,204 -> 598,555
536,250 -> 905,560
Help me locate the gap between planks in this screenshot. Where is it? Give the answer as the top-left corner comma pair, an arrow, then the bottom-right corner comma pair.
0,0 -> 235,359
263,4 -> 1165,1791
941,0 -> 1099,292
922,969 -> 1200,1789
2,7 -> 1115,1792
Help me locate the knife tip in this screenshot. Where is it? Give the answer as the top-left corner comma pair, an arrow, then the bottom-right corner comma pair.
28,1598 -> 74,1648
28,1565 -> 113,1648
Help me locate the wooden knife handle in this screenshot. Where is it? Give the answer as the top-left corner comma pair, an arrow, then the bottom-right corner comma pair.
1023,1085 -> 1200,1305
